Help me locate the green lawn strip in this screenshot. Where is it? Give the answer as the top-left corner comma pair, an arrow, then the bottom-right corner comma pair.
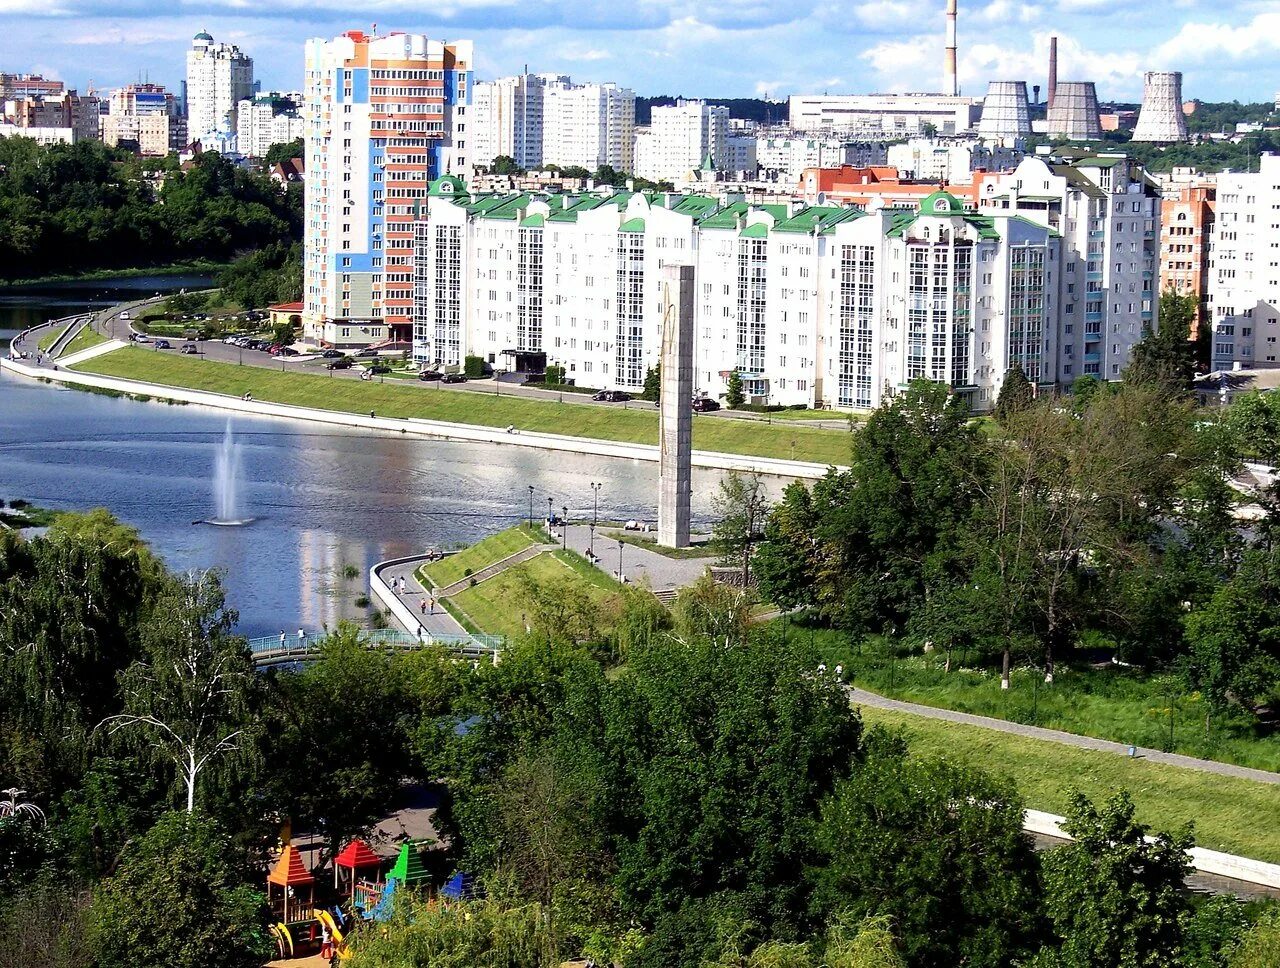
604,529 -> 717,560
796,622 -> 1280,775
423,525 -> 540,589
860,705 -> 1280,863
448,551 -> 620,638
72,348 -> 851,466
58,325 -> 108,358
440,597 -> 482,636
37,320 -> 73,352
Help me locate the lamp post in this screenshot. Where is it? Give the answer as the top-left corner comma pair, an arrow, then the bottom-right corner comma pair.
527,485 -> 534,528
617,539 -> 624,582
562,506 -> 568,550
589,482 -> 602,557
546,497 -> 553,529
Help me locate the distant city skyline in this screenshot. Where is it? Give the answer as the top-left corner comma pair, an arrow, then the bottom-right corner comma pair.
2,1 -> 1278,105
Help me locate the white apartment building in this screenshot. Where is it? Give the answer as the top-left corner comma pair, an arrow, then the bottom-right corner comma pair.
236,95 -> 305,158
470,73 -> 634,173
411,178 -> 1061,412
978,154 -> 1160,383
886,138 -> 1021,184
1207,153 -> 1280,369
303,29 -> 474,348
756,136 -> 889,181
101,83 -> 185,155
789,94 -> 982,138
634,100 -> 730,183
185,31 -> 254,147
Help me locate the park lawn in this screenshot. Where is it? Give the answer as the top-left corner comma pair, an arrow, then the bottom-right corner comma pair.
792,621 -> 1280,775
607,529 -> 717,560
37,320 -> 73,352
72,348 -> 852,466
58,326 -> 108,358
860,705 -> 1280,864
421,525 -> 540,589
447,549 -> 621,638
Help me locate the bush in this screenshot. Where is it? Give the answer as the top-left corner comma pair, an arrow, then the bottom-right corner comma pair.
465,355 -> 486,378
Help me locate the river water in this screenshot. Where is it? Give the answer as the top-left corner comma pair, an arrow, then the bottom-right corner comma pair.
0,276 -> 725,637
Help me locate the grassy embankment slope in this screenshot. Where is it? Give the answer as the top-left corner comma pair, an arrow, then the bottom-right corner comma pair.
418,525 -> 541,590
58,326 -> 108,358
74,348 -> 852,466
861,705 -> 1280,864
36,320 -> 73,352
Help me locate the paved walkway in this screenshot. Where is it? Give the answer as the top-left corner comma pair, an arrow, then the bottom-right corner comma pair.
849,686 -> 1280,786
375,557 -> 468,638
551,522 -> 716,591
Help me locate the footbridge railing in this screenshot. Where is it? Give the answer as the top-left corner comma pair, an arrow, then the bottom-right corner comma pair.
247,627 -> 504,667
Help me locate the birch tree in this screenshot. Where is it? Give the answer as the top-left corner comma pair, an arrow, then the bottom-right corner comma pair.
103,571 -> 256,813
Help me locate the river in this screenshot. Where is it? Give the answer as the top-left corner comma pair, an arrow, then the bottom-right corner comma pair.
0,276 -> 727,637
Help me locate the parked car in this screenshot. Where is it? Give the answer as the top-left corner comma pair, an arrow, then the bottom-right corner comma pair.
130,332 -> 150,343
369,363 -> 392,375
692,397 -> 721,412
321,349 -> 343,358
326,358 -> 352,370
592,390 -> 632,402
441,373 -> 468,384
418,370 -> 443,382
153,339 -> 171,350
354,348 -> 379,358
180,343 -> 198,355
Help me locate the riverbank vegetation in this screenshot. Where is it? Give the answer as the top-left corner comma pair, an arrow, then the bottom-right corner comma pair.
0,139 -> 301,282
72,348 -> 853,465
1,511 -> 1277,968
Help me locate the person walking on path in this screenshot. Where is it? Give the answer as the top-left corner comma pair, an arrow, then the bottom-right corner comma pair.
297,628 -> 306,648
429,597 -> 436,615
279,630 -> 286,650
420,598 -> 427,616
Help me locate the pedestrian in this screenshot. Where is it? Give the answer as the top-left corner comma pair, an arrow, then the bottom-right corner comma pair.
429,597 -> 435,615
279,630 -> 286,650
298,627 -> 306,647
398,575 -> 406,594
420,598 -> 427,615
320,923 -> 333,960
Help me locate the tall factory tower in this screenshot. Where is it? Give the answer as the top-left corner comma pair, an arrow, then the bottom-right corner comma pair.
945,0 -> 959,96
1131,72 -> 1189,143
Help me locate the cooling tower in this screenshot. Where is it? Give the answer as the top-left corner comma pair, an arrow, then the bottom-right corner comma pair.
1045,81 -> 1102,140
1131,71 -> 1188,143
978,81 -> 1031,140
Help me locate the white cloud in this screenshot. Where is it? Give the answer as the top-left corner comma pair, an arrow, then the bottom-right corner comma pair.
1154,12 -> 1280,65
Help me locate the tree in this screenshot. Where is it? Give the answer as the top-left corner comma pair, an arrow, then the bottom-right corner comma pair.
712,472 -> 769,585
91,811 -> 270,968
726,370 -> 745,408
753,480 -> 821,611
1125,290 -> 1197,395
641,364 -> 661,402
994,364 -> 1034,424
104,572 -> 257,812
271,317 -> 295,347
1034,791 -> 1192,968
491,155 -> 524,176
1230,911 -> 1280,968
1225,390 -> 1280,464
262,138 -> 303,167
814,733 -> 1041,968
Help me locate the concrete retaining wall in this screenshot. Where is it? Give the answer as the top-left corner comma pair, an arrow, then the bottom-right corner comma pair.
369,554 -> 430,637
0,355 -> 837,480
1024,809 -> 1280,888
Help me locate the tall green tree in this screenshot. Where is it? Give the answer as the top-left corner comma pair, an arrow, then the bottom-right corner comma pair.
641,364 -> 661,402
712,472 -> 769,585
754,480 -> 821,611
1125,290 -> 1197,395
1034,791 -> 1192,968
726,371 -> 745,408
994,364 -> 1034,424
91,811 -> 270,968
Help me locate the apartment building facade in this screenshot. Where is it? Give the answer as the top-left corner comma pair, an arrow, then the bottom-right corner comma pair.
303,30 -> 473,348
411,178 -> 1060,413
634,100 -> 730,183
236,95 -> 306,158
1160,180 -> 1215,338
185,31 -> 254,147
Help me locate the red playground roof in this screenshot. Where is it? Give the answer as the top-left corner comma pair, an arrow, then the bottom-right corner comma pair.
267,845 -> 316,886
335,839 -> 382,870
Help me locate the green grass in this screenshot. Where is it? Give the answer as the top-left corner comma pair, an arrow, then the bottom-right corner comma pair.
58,325 -> 108,358
605,529 -> 717,560
862,706 -> 1280,863
72,348 -> 852,466
420,525 -> 540,590
785,621 -> 1280,774
37,321 -> 72,352
448,550 -> 620,638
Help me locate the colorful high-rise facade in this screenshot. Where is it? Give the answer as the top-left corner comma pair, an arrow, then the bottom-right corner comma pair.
303,30 -> 473,347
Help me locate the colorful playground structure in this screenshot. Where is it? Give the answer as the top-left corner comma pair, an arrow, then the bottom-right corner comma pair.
265,835 -> 473,963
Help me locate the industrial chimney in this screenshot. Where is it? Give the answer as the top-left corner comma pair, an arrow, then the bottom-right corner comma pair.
945,0 -> 958,96
1132,72 -> 1189,143
1048,36 -> 1058,109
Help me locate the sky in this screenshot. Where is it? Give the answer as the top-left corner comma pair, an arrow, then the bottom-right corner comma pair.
3,0 -> 1279,104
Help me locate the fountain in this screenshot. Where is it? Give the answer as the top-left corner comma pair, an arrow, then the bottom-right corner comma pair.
200,420 -> 254,526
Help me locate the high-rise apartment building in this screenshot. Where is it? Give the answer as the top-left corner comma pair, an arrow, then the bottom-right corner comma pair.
1207,154 -> 1280,369
101,83 -> 185,155
236,94 -> 305,158
411,178 -> 1060,412
303,30 -> 473,348
1160,178 -> 1215,338
470,73 -> 634,173
1,89 -> 99,143
0,74 -> 64,99
756,136 -> 889,181
634,100 -> 730,182
978,153 -> 1160,384
185,30 -> 254,147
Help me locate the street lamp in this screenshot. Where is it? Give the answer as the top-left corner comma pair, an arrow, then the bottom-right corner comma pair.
562,506 -> 568,550
589,482 -> 602,557
617,539 -> 624,582
546,497 -> 552,528
527,485 -> 534,528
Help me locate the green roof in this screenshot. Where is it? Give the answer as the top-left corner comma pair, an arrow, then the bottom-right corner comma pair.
521,213 -> 545,227
619,217 -> 646,233
388,842 -> 430,884
697,201 -> 750,230
428,175 -> 467,197
1073,156 -> 1126,169
740,222 -> 769,239
919,191 -> 965,216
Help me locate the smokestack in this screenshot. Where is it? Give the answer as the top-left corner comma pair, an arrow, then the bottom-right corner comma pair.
1048,36 -> 1058,109
945,0 -> 958,96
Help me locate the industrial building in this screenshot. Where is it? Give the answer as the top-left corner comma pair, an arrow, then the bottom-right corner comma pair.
977,81 -> 1031,142
302,29 -> 474,348
1044,82 -> 1102,140
788,94 -> 982,138
1131,72 -> 1189,144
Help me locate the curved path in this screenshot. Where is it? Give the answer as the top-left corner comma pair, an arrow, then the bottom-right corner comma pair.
848,686 -> 1280,786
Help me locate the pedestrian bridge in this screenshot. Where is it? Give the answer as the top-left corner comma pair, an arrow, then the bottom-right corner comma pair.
247,627 -> 504,667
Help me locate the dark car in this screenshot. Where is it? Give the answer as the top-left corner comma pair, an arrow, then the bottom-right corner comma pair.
153,339 -> 171,350
592,389 -> 632,402
321,349 -> 343,358
692,397 -> 721,412
325,357 -> 352,370
354,348 -> 379,358
418,370 -> 443,382
180,343 -> 199,355
441,373 -> 468,384
369,363 -> 392,375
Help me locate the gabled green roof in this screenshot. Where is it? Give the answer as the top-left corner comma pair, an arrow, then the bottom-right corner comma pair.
619,217 -> 646,233
741,222 -> 769,239
521,213 -> 545,227
697,201 -> 750,230
388,842 -> 430,884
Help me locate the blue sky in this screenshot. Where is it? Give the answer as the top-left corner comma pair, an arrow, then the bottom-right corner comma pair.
3,0 -> 1278,103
